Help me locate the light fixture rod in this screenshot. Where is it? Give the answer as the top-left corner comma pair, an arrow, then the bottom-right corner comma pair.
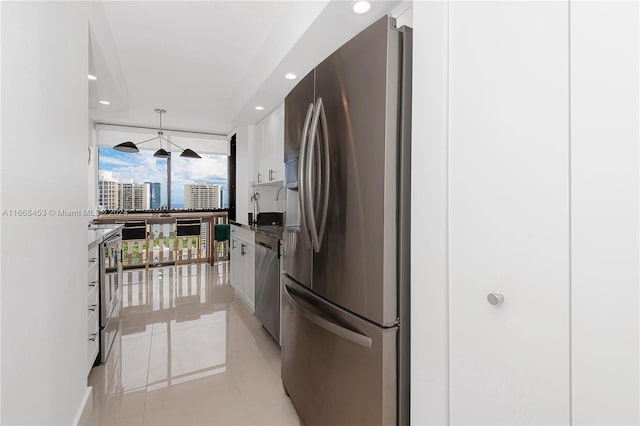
113,108 -> 201,159
135,135 -> 161,146
161,135 -> 187,151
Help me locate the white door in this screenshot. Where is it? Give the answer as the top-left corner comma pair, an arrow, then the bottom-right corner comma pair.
448,2 -> 570,424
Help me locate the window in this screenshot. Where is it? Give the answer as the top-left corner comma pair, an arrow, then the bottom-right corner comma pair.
98,148 -> 169,211
96,126 -> 229,212
171,153 -> 228,209
98,147 -> 228,211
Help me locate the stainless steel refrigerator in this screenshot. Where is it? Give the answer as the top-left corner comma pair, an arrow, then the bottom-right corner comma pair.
281,16 -> 411,425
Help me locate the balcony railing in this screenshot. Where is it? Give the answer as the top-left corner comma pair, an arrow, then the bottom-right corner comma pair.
96,211 -> 229,268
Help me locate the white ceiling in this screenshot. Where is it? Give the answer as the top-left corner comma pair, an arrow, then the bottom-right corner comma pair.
89,0 -> 403,135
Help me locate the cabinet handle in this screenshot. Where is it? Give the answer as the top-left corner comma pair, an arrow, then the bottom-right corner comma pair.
89,257 -> 97,263
487,293 -> 505,306
89,280 -> 97,287
269,169 -> 274,181
232,239 -> 236,249
89,333 -> 97,342
257,172 -> 262,184
89,304 -> 97,312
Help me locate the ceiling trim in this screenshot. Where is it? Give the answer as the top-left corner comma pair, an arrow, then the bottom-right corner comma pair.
95,123 -> 227,139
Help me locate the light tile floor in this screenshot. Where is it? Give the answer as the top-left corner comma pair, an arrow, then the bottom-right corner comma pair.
88,262 -> 299,426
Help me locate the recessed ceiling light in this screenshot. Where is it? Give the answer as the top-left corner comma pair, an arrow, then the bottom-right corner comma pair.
352,1 -> 371,14
255,106 -> 265,111
88,74 -> 97,81
99,100 -> 111,105
284,73 -> 297,80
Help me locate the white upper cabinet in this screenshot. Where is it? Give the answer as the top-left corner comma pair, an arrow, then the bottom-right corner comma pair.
254,122 -> 266,184
254,103 -> 284,185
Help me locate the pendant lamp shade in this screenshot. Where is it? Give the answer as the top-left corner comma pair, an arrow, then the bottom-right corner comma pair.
180,148 -> 201,159
112,109 -> 201,159
113,141 -> 140,153
153,148 -> 170,158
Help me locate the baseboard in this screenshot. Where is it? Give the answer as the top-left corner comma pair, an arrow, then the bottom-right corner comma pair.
72,387 -> 93,426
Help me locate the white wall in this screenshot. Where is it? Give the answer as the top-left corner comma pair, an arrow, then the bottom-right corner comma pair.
251,185 -> 285,213
391,1 -> 412,28
570,2 -> 639,424
236,125 -> 251,224
1,2 -> 90,424
88,122 -> 98,212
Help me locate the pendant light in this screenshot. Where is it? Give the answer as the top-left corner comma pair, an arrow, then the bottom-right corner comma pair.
113,109 -> 201,159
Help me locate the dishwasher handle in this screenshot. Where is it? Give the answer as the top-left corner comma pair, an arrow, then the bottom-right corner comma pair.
257,241 -> 274,250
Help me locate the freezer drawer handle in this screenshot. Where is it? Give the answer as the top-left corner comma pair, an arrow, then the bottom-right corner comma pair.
284,284 -> 372,348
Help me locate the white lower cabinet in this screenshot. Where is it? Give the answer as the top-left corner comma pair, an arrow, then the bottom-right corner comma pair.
244,242 -> 255,311
87,245 -> 100,374
230,226 -> 255,312
230,237 -> 242,292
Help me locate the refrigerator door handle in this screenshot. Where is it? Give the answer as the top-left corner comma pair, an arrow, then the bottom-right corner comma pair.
298,102 -> 314,249
283,284 -> 373,348
317,97 -> 330,249
306,97 -> 330,252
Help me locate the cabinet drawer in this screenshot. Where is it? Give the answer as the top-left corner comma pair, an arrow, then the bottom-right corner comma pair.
88,273 -> 98,291
87,312 -> 99,371
88,285 -> 99,313
88,309 -> 99,334
88,260 -> 99,280
87,333 -> 99,373
88,246 -> 99,265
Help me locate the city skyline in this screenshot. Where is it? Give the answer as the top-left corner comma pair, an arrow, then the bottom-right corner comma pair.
98,148 -> 228,208
184,183 -> 222,210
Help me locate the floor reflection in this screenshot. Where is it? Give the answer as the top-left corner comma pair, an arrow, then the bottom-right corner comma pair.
88,262 -> 298,426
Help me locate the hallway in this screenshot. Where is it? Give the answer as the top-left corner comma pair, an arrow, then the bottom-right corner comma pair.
88,263 -> 299,425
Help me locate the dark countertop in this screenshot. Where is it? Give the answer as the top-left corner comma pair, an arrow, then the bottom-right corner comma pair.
229,220 -> 283,240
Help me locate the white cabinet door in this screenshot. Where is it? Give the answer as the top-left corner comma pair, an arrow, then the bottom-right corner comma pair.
244,242 -> 255,312
254,121 -> 265,184
263,104 -> 284,183
271,103 -> 284,182
230,237 -> 237,289
237,241 -> 247,299
230,237 -> 241,293
448,2 -> 570,425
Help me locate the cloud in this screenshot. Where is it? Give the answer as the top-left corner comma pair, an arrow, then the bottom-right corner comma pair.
99,156 -> 132,167
99,148 -> 228,207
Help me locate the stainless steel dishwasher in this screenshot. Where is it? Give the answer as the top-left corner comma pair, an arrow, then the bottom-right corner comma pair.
255,232 -> 280,343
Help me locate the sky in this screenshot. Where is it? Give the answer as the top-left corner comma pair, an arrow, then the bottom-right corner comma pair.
98,148 -> 228,208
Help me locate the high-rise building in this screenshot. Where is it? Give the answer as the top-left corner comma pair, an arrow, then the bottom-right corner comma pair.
184,183 -> 221,209
118,180 -> 150,211
98,171 -> 119,210
145,182 -> 162,209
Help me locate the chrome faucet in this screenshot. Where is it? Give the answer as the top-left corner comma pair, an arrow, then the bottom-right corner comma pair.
274,186 -> 285,201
